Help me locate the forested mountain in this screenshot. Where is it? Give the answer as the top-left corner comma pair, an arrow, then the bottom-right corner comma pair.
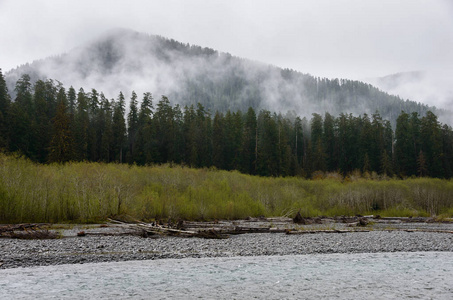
4,29 -> 442,126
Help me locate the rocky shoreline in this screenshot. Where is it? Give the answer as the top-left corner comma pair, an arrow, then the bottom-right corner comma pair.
1,218 -> 453,269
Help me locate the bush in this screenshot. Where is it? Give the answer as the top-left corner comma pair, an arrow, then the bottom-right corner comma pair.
0,154 -> 452,223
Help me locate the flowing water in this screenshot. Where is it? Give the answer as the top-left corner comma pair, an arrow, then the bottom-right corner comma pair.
1,252 -> 452,299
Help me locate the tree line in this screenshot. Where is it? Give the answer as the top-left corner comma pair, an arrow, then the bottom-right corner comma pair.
1,71 -> 452,178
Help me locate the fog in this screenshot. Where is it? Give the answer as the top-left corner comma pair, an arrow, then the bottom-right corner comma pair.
365,71 -> 453,111
5,29 -> 313,116
1,0 -> 452,114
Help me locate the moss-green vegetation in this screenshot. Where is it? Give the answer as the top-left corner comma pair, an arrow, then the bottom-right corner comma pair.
0,154 -> 452,223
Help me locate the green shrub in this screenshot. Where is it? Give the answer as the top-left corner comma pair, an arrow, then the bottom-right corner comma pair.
0,153 -> 452,223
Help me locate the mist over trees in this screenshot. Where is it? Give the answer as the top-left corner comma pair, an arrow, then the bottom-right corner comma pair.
1,71 -> 453,179
4,29 -> 444,126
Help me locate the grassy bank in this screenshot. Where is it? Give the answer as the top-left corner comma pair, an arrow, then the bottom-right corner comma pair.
0,154 -> 452,223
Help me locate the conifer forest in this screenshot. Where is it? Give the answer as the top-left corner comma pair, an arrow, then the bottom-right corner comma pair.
1,70 -> 452,179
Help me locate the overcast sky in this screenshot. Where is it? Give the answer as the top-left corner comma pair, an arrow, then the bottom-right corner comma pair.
1,0 -> 452,81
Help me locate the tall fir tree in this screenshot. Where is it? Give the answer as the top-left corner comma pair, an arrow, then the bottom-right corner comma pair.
127,91 -> 139,163
420,111 -> 443,177
9,74 -> 34,157
73,88 -> 89,161
99,93 -> 113,162
49,88 -> 74,163
240,107 -> 257,175
0,69 -> 11,149
112,92 -> 127,163
135,92 -> 154,164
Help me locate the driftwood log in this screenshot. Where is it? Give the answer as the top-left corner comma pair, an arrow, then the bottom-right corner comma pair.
0,223 -> 58,239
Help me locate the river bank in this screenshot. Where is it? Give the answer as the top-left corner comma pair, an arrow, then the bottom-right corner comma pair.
1,217 -> 453,269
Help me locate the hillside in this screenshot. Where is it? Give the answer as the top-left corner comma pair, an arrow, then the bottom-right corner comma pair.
4,29 -> 439,125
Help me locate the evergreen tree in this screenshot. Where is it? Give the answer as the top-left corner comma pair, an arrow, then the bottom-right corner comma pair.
441,124 -> 453,178
240,107 -> 257,175
276,114 -> 292,176
420,111 -> 443,177
380,149 -> 393,177
0,69 -> 11,149
395,112 -> 414,176
49,89 -> 74,163
359,114 -> 373,172
310,113 -> 326,172
337,113 -> 359,174
73,88 -> 89,161
172,104 -> 185,165
127,91 -> 139,163
112,92 -> 127,163
323,112 -> 336,171
212,111 -> 225,169
87,89 -> 100,161
292,116 -> 304,176
135,92 -> 154,164
99,93 -> 113,162
256,110 -> 278,176
183,104 -> 197,166
153,96 -> 175,163
370,112 -> 385,172
67,86 -> 77,118
9,74 -> 34,156
33,80 -> 52,162
198,103 -> 213,167
417,150 -> 428,177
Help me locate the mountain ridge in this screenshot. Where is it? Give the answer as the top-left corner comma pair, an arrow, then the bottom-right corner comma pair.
4,29 -> 444,124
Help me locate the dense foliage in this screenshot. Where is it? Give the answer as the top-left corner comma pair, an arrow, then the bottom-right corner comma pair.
1,71 -> 453,179
1,154 -> 452,223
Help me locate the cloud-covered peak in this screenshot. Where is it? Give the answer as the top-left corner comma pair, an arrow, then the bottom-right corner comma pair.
4,29 -> 445,124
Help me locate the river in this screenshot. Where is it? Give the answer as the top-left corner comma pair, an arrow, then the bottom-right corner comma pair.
1,252 -> 452,299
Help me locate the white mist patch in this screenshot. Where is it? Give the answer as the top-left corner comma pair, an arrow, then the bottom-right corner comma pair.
366,71 -> 453,110
4,28 -> 451,125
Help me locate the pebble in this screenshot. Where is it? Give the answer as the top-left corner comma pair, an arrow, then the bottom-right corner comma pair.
0,230 -> 452,269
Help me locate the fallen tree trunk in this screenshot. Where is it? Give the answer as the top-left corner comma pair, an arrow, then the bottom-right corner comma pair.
108,219 -> 228,239
0,223 -> 57,239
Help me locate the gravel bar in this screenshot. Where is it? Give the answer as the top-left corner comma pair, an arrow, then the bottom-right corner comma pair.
1,227 -> 453,269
